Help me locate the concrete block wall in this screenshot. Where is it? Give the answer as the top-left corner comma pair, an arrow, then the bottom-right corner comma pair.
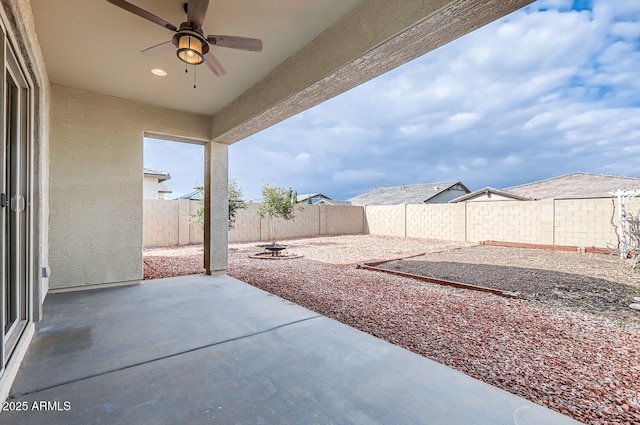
259,205 -> 322,242
145,201 -> 365,246
228,203 -> 263,243
144,197 -> 638,249
189,200 -> 204,244
554,198 -> 621,248
406,204 -> 465,241
143,199 -> 202,247
143,199 -> 180,247
322,205 -> 365,236
364,198 -> 638,250
465,200 -> 552,244
364,205 -> 405,237
233,204 -> 365,243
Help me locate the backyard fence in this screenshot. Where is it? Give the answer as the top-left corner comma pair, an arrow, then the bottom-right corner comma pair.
143,200 -> 365,247
143,199 -> 203,247
364,197 -> 640,250
143,197 -> 640,251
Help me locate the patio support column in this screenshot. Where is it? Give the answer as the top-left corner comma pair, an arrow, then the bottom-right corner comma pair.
204,141 -> 228,274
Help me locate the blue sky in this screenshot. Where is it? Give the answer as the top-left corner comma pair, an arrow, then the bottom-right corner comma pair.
144,0 -> 640,201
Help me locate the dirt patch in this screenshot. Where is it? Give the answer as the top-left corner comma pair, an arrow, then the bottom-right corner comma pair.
376,259 -> 639,322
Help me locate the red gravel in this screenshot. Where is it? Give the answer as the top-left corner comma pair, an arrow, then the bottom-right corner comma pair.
144,241 -> 640,425
143,254 -> 204,280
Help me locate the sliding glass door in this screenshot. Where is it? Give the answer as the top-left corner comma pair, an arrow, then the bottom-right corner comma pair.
1,27 -> 31,371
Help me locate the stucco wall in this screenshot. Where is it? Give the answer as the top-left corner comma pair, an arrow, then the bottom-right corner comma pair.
49,85 -> 210,290
430,188 -> 469,204
0,0 -> 52,404
142,177 -> 159,200
2,0 -> 52,309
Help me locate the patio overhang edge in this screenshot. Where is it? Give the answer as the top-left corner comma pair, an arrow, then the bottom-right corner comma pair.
209,0 -> 535,145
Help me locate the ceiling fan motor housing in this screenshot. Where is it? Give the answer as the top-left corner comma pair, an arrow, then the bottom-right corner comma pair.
173,26 -> 209,65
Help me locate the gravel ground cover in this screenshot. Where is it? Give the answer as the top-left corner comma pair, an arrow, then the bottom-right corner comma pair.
143,235 -> 640,424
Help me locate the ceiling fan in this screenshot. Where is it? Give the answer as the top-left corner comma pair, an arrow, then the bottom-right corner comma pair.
106,0 -> 263,76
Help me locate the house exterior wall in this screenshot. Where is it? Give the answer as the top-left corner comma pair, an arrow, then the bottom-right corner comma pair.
0,0 -> 51,405
49,85 -> 210,290
143,177 -> 159,200
462,193 -> 522,202
429,188 -> 469,204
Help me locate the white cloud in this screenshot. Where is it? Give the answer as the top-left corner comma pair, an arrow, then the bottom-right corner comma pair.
332,169 -> 386,184
502,155 -> 521,166
447,112 -> 481,130
472,158 -> 487,167
294,153 -> 311,164
611,22 -> 640,40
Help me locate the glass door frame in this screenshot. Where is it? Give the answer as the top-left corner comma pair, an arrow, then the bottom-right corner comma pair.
0,24 -> 32,373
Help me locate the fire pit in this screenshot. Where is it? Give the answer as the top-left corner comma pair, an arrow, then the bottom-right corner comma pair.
264,243 -> 287,256
248,243 -> 303,260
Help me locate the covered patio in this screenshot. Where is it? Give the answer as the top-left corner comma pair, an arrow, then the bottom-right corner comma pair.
3,274 -> 580,424
2,0 -> 565,420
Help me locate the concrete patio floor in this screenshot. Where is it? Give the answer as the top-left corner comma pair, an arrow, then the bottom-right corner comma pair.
3,274 -> 581,424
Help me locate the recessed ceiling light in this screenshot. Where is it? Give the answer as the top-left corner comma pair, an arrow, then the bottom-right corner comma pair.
151,68 -> 167,77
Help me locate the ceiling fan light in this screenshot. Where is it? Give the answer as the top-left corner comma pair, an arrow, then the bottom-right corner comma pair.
176,34 -> 205,65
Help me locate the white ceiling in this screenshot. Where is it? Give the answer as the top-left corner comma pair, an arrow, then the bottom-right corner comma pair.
31,0 -> 363,115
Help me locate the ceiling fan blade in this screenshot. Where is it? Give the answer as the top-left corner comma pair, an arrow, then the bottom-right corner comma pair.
204,52 -> 226,77
187,0 -> 209,29
206,35 -> 263,52
107,0 -> 177,31
141,41 -> 174,56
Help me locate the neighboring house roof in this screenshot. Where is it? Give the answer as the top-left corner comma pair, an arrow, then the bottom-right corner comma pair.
503,172 -> 640,200
297,193 -> 332,204
450,187 -> 531,203
316,199 -> 352,206
175,189 -> 204,201
349,182 -> 470,206
143,167 -> 171,182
